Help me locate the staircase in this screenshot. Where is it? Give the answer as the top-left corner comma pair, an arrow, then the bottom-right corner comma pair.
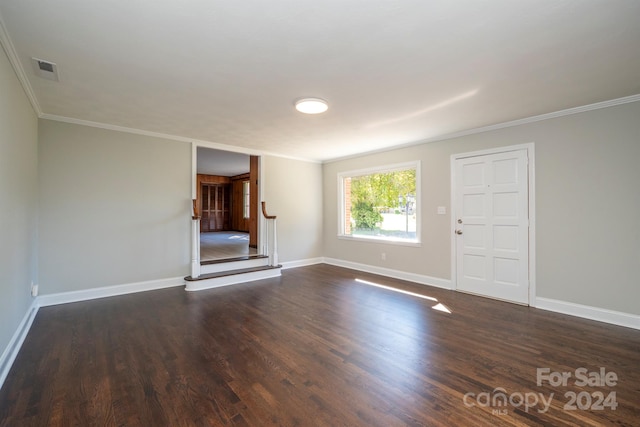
184,200 -> 281,291
184,255 -> 281,291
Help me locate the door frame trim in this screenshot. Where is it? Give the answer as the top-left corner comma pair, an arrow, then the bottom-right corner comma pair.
450,143 -> 536,306
191,143 -> 264,262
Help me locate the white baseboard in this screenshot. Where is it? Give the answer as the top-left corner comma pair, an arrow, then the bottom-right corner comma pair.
319,260 -> 639,330
322,257 -> 453,290
536,297 -> 640,330
37,276 -> 185,307
281,257 -> 324,270
185,268 -> 281,291
0,299 -> 39,390
4,268 -> 636,397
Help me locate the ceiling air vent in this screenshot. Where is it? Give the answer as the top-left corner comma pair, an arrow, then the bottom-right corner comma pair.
31,57 -> 59,81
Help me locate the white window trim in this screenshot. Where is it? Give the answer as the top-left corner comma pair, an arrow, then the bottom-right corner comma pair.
242,180 -> 250,219
337,160 -> 421,246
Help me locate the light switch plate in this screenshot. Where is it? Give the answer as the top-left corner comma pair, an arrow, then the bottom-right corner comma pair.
437,206 -> 446,215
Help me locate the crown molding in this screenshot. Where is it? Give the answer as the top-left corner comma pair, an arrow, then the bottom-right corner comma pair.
40,113 -> 262,154
0,8 -> 320,164
324,93 -> 640,163
0,10 -> 42,116
4,0 -> 635,168
429,93 -> 640,142
40,113 -> 321,164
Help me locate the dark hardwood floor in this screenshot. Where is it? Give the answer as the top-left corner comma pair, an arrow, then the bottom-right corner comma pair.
1,264 -> 639,426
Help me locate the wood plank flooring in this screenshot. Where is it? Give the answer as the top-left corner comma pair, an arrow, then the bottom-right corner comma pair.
1,264 -> 639,426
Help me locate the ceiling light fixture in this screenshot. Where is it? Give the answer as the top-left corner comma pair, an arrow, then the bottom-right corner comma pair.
295,98 -> 328,114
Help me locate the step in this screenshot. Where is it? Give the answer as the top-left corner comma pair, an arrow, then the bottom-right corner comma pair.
184,264 -> 282,291
200,255 -> 269,274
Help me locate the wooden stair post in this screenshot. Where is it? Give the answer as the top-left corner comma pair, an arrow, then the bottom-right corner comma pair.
261,202 -> 278,267
191,199 -> 201,278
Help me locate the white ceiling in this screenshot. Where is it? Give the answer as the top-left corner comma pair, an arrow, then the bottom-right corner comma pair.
1,1 -> 639,162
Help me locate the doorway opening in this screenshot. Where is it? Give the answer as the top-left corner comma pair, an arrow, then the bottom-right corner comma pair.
195,147 -> 259,261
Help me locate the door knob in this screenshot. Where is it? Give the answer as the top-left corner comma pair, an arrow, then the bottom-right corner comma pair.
455,229 -> 463,235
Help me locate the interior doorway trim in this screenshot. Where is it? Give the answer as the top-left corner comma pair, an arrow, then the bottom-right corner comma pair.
450,143 -> 536,306
190,143 -> 264,268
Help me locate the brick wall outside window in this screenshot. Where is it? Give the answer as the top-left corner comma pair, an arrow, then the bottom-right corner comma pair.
344,177 -> 352,234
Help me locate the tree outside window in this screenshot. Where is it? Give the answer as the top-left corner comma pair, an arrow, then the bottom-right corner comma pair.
340,162 -> 419,243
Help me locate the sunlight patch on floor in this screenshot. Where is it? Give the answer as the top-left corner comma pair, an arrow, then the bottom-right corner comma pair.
355,278 -> 452,314
431,303 -> 452,314
355,278 -> 437,301
228,234 -> 249,240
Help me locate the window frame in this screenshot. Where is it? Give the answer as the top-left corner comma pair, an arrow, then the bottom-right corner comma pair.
242,180 -> 250,219
337,160 -> 421,247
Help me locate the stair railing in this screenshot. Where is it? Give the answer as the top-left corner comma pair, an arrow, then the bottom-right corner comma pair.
191,199 -> 201,278
261,201 -> 278,266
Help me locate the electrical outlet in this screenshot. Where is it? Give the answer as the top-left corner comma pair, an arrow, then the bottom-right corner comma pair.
31,283 -> 39,297
381,252 -> 386,261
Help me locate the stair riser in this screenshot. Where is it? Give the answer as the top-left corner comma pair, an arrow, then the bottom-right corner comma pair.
185,268 -> 281,291
201,258 -> 270,274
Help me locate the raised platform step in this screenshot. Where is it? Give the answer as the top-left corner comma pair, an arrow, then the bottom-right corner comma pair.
200,255 -> 269,274
185,264 -> 282,291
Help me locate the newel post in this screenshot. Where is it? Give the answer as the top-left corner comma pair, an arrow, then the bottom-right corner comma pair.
261,201 -> 278,267
191,199 -> 201,278
272,219 -> 278,267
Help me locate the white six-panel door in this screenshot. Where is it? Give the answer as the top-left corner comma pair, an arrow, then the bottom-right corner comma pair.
454,149 -> 529,304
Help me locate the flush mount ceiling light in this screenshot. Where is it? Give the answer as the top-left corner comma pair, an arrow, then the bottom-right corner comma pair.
295,98 -> 328,114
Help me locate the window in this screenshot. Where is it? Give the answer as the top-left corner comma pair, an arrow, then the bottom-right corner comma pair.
338,161 -> 420,245
242,180 -> 250,219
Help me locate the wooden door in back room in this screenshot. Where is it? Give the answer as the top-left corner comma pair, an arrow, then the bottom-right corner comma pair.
201,183 -> 230,232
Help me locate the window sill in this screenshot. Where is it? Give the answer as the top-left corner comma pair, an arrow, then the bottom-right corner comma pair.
337,234 -> 421,247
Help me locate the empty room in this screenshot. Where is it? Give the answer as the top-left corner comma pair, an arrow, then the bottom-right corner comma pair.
1,1 -> 639,426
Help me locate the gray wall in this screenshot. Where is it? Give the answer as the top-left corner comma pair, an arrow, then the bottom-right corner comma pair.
0,45 -> 38,359
38,120 -> 192,293
37,121 -> 325,294
262,155 -> 323,263
323,101 -> 640,315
